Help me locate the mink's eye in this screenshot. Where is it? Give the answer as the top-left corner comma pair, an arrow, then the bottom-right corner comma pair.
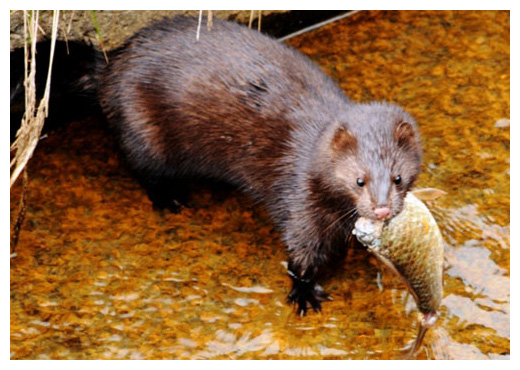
356,178 -> 365,187
394,175 -> 402,185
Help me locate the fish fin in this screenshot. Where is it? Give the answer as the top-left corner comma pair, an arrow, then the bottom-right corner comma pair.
411,188 -> 447,201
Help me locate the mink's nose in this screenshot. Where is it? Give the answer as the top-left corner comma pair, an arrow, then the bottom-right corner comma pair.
374,206 -> 391,220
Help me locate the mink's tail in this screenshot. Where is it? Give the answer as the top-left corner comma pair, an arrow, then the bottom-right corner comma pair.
10,40 -> 105,142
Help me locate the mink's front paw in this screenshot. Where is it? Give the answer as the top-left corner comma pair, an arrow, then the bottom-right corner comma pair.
287,274 -> 332,316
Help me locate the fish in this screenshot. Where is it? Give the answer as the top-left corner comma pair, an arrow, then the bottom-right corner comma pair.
352,190 -> 444,356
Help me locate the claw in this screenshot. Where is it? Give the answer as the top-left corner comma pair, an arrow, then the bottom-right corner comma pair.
298,301 -> 308,316
313,283 -> 333,302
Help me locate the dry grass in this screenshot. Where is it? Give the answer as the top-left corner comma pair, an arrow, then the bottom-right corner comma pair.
10,10 -> 59,188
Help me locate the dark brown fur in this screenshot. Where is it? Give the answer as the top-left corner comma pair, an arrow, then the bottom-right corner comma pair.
96,16 -> 422,314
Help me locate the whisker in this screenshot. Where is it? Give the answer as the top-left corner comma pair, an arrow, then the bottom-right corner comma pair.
324,207 -> 358,234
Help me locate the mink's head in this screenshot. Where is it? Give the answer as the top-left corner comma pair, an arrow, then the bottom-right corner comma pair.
327,102 -> 422,221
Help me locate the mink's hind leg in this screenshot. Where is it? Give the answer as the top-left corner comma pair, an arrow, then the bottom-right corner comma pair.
139,176 -> 189,213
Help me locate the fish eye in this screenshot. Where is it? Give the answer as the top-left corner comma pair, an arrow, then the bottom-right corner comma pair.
394,175 -> 402,185
356,178 -> 365,187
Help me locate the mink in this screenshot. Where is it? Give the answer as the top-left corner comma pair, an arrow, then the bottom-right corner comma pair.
13,16 -> 422,315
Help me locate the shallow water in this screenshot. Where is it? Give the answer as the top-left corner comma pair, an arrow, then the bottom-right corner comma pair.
10,10 -> 509,359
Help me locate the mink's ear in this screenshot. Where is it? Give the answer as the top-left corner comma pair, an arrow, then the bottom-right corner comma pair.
394,121 -> 419,149
331,126 -> 357,154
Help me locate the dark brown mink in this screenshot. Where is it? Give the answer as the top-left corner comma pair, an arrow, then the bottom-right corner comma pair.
97,16 -> 422,315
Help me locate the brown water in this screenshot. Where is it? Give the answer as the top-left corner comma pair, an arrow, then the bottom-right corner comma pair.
10,10 -> 509,359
